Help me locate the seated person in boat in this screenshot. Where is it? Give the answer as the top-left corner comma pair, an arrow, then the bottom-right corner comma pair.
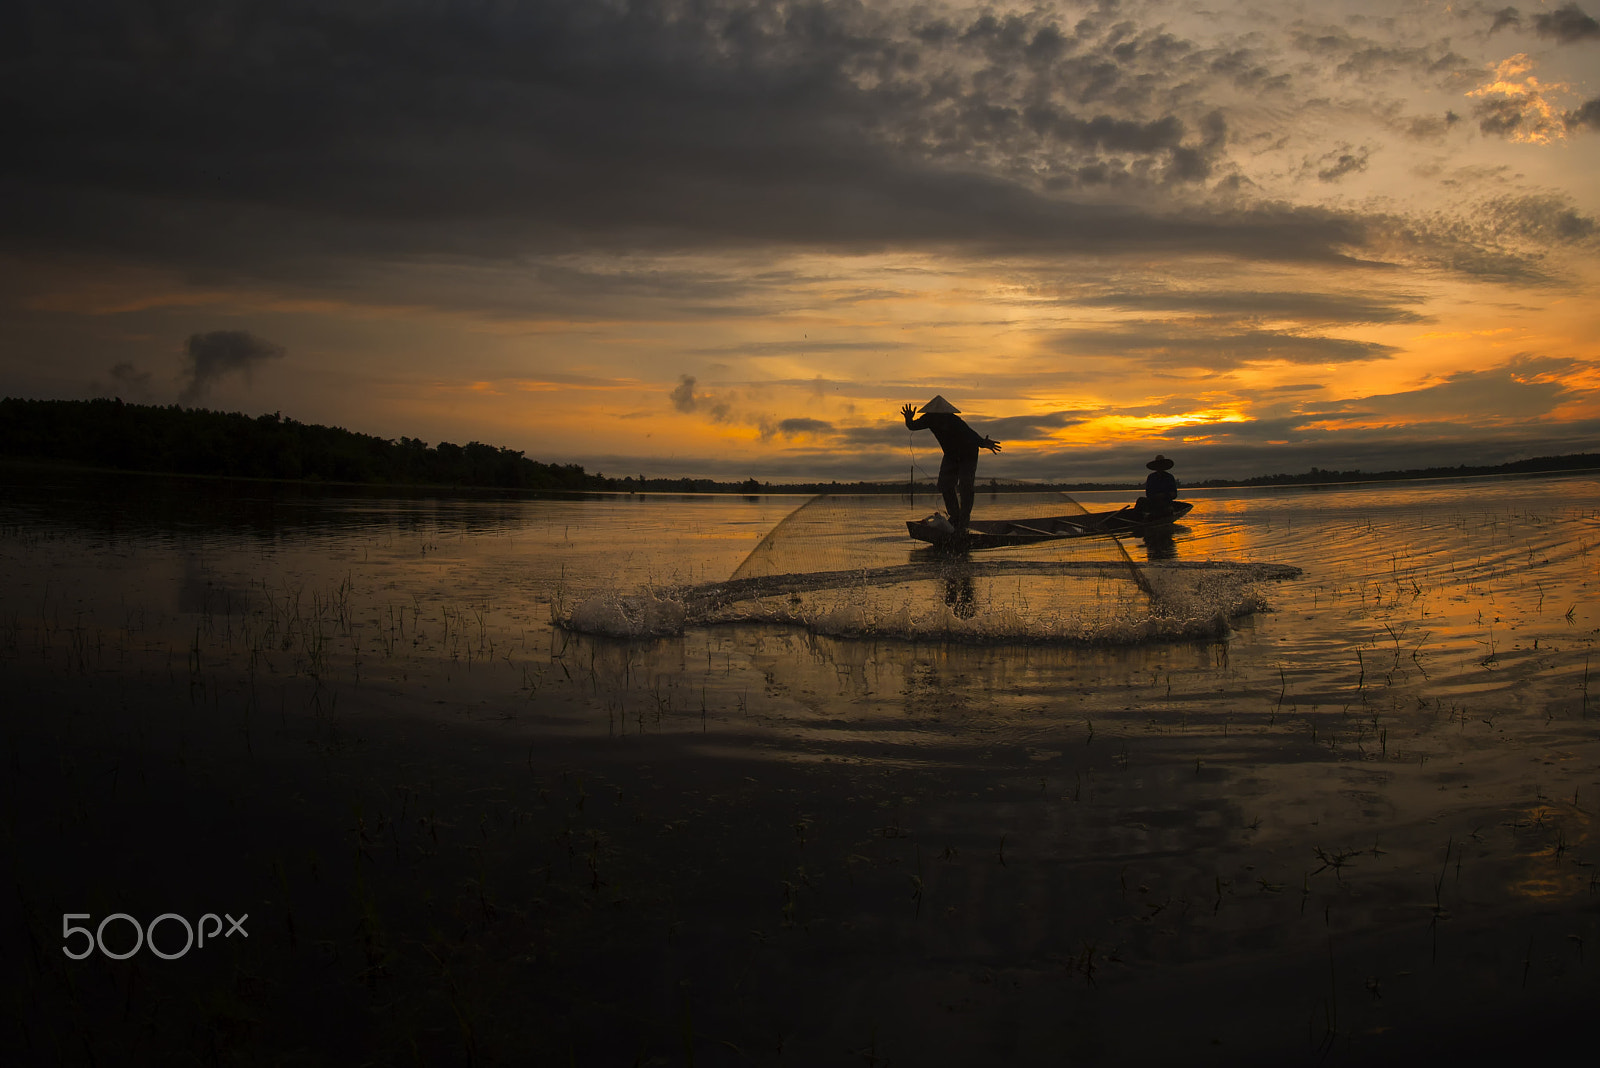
1135,454 -> 1177,517
901,395 -> 1001,532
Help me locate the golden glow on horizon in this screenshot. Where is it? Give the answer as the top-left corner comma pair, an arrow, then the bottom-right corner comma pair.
1119,409 -> 1250,433
6,153 -> 1597,480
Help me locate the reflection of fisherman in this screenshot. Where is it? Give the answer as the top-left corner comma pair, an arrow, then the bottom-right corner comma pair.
1136,454 -> 1177,516
901,396 -> 1002,532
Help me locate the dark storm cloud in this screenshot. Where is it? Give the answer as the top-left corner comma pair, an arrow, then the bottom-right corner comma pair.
670,375 -> 699,413
1403,111 -> 1460,141
179,330 -> 284,405
1394,233 -> 1552,282
972,410 -> 1094,441
1288,26 -> 1469,81
1076,289 -> 1427,325
522,262 -> 779,317
1369,195 -> 1598,284
259,259 -> 905,327
1255,382 -> 1327,394
775,417 -> 833,437
1206,47 -> 1291,93
1316,148 -> 1369,183
1052,326 -> 1396,367
837,423 -> 921,447
689,340 -> 905,358
1489,7 -> 1522,34
1567,97 -> 1600,131
1473,95 -> 1542,138
0,0 -> 1384,285
1482,194 -> 1599,242
1533,4 -> 1600,42
835,406 -> 1076,449
668,374 -> 832,436
1021,107 -> 1183,152
1018,106 -> 1227,184
1401,194 -> 1600,276
112,361 -> 151,391
94,361 -> 152,400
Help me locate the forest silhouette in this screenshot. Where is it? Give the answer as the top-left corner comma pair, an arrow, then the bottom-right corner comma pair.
0,398 -> 605,490
2,397 -> 1595,493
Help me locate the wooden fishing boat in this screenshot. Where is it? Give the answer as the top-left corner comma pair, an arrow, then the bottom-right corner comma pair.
907,501 -> 1192,549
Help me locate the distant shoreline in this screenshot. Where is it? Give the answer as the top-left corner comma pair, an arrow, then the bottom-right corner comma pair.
8,450 -> 1597,500
2,397 -> 1596,495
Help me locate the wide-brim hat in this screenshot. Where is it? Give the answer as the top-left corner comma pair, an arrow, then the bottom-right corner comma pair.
920,395 -> 960,414
1146,454 -> 1174,470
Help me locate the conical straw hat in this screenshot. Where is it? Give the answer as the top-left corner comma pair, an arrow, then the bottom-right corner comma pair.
920,395 -> 959,414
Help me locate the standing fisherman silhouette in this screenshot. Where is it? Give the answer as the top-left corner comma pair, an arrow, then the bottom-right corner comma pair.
901,396 -> 1002,532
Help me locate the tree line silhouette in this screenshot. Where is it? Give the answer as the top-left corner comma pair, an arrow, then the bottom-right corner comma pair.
2,397 -> 1595,492
0,398 -> 606,490
1197,456 -> 1600,488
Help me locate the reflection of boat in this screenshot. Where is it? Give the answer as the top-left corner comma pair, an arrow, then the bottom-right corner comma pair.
907,501 -> 1193,549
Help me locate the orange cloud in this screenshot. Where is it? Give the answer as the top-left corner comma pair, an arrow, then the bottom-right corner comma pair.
1466,54 -> 1573,144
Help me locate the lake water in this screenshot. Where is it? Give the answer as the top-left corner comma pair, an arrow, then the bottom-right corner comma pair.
3,466 -> 1598,1064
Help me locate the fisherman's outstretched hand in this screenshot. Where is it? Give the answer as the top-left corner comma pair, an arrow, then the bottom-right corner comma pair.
900,403 -> 917,424
983,437 -> 1002,453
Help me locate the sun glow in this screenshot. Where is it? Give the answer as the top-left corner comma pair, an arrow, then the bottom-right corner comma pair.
1121,409 -> 1249,433
1053,408 -> 1250,445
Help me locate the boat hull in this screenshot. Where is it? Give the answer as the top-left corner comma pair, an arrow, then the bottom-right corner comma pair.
907,501 -> 1193,549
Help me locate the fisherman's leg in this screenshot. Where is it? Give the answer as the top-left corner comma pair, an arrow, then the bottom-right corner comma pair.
955,455 -> 978,529
937,454 -> 961,523
941,488 -> 961,523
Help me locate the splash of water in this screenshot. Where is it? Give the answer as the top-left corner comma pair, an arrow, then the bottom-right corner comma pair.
560,492 -> 1298,643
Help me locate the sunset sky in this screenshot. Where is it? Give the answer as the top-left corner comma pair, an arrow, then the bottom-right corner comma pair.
3,0 -> 1597,482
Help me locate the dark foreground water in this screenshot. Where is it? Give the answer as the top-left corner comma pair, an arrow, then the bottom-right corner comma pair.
2,466 -> 1597,1064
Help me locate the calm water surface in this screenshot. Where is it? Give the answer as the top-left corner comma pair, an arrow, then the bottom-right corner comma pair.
4,466 -> 1598,1063
6,468 -> 1599,830
6,468 -> 1596,725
